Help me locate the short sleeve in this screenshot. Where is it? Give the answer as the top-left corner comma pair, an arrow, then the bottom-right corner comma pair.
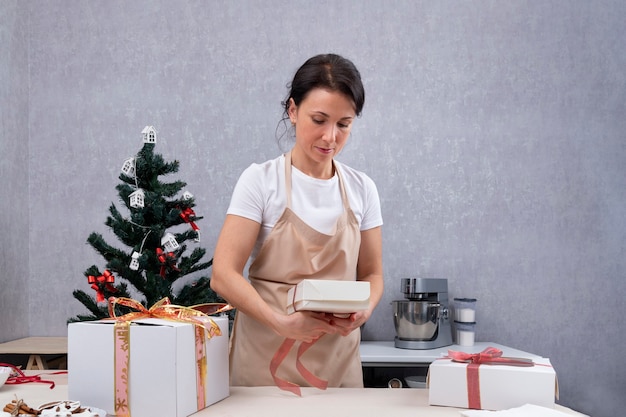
359,175 -> 383,231
226,164 -> 265,224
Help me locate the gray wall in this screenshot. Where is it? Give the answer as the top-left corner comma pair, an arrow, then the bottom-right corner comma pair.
1,1 -> 624,416
0,1 -> 30,339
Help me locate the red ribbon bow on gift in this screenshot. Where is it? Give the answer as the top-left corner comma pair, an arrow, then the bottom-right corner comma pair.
156,247 -> 179,277
447,346 -> 534,367
87,270 -> 118,302
179,207 -> 199,230
445,347 -> 535,409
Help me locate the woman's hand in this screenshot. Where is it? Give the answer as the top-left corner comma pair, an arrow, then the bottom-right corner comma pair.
272,311 -> 338,343
324,310 -> 372,337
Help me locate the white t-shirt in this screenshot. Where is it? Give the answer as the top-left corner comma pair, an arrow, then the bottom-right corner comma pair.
227,154 -> 383,261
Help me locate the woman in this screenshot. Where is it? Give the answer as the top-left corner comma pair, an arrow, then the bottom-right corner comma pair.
210,53 -> 383,389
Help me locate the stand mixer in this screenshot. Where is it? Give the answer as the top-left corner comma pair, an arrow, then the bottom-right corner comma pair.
392,278 -> 453,349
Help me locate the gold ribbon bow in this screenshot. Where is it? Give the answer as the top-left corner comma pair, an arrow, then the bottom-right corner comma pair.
107,296 -> 232,338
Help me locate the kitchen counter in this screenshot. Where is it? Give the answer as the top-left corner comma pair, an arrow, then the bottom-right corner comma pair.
0,372 -> 587,417
360,341 -> 541,366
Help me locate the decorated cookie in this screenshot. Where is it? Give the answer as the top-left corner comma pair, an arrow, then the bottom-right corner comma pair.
40,408 -> 103,417
40,407 -> 73,417
73,409 -> 104,417
38,400 -> 81,414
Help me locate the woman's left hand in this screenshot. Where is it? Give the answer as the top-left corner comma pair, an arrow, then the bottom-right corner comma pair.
324,310 -> 370,336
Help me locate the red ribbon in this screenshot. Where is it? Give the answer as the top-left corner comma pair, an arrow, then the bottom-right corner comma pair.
0,362 -> 66,389
179,207 -> 199,230
269,337 -> 328,396
156,248 -> 179,277
87,270 -> 118,302
446,347 -> 535,409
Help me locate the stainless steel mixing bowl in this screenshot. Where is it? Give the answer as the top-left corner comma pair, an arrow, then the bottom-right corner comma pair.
392,300 -> 440,341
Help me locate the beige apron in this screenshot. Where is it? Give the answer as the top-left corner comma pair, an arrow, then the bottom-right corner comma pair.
230,151 -> 363,388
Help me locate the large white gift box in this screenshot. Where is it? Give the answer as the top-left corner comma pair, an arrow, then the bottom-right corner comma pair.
286,279 -> 370,315
428,349 -> 558,411
68,316 -> 229,417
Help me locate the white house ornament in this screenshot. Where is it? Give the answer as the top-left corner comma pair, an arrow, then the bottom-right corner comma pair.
161,232 -> 180,252
121,157 -> 136,177
129,189 -> 145,208
141,125 -> 157,144
182,190 -> 194,200
129,251 -> 141,271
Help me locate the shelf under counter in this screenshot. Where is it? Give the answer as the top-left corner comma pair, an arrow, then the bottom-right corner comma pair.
359,341 -> 542,367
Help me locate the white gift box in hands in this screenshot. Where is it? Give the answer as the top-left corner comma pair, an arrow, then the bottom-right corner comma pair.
286,280 -> 370,315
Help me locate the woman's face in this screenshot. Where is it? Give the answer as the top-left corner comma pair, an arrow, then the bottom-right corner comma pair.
288,88 -> 356,178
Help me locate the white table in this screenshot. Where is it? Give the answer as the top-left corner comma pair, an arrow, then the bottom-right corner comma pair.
0,372 -> 587,417
0,343 -> 586,417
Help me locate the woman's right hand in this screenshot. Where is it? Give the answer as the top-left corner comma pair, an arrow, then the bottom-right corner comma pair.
272,311 -> 338,343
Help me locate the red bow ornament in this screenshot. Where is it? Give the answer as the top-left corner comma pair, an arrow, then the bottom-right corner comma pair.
87,270 -> 118,302
156,247 -> 179,277
179,207 -> 199,230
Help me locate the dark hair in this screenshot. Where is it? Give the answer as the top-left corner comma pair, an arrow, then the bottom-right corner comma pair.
282,53 -> 365,119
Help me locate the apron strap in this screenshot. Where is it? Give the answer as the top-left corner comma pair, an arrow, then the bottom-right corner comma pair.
284,152 -> 293,209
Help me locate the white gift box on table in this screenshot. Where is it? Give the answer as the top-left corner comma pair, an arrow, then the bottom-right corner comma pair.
68,316 -> 229,417
428,354 -> 558,411
286,279 -> 370,315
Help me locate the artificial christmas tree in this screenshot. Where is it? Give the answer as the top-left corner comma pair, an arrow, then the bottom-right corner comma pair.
71,126 -> 227,321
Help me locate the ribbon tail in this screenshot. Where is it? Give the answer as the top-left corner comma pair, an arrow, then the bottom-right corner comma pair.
484,357 -> 535,367
114,322 -> 131,416
467,363 -> 481,409
296,337 -> 328,391
270,338 -> 301,396
190,303 -> 233,316
195,325 -> 207,410
105,283 -> 118,294
92,284 -> 105,303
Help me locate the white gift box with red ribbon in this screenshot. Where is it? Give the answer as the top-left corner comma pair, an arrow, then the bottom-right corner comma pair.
68,316 -> 229,417
428,347 -> 558,411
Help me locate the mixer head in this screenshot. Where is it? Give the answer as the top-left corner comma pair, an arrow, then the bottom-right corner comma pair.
401,278 -> 448,300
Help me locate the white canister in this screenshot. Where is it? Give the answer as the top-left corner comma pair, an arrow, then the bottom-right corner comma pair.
453,298 -> 477,322
454,321 -> 476,346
